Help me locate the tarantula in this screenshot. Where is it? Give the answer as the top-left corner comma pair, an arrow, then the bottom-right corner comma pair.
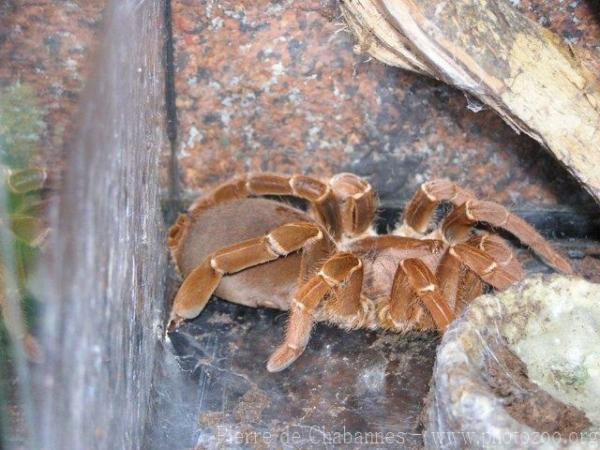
167,173 -> 572,372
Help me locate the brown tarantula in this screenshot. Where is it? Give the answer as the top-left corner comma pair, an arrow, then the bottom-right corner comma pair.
167,173 -> 572,372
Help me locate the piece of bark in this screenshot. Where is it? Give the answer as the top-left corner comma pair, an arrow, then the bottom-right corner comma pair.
341,0 -> 600,204
341,0 -> 433,75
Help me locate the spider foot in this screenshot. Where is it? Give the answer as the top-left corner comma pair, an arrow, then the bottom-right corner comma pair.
266,344 -> 305,372
166,312 -> 186,335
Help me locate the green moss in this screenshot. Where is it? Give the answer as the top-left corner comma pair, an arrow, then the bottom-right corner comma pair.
0,83 -> 47,354
0,176 -> 45,344
0,83 -> 46,168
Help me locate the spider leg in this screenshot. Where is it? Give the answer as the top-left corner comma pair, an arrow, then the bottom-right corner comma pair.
386,258 -> 454,331
329,173 -> 377,236
267,252 -> 363,372
168,221 -> 332,330
448,243 -> 521,291
435,250 -> 465,313
455,270 -> 485,315
181,172 -> 378,241
186,173 -> 343,238
468,234 -> 524,281
396,179 -> 475,236
436,234 -> 522,313
442,200 -> 572,273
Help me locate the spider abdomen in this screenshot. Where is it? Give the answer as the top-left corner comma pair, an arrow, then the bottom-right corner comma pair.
171,198 -> 310,311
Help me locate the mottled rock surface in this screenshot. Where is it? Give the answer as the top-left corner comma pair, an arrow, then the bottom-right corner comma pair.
0,1 -> 107,172
171,0 -> 599,211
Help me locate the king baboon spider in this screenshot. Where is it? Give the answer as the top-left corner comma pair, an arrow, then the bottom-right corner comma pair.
167,173 -> 572,372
